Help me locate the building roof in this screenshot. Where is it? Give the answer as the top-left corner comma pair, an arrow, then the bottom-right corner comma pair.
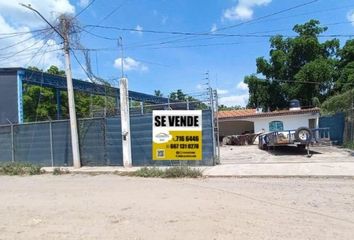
218,108 -> 320,121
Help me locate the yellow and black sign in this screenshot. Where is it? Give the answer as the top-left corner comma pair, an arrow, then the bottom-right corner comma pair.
152,110 -> 202,160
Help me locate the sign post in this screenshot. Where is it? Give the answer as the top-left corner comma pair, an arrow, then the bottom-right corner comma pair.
152,110 -> 202,161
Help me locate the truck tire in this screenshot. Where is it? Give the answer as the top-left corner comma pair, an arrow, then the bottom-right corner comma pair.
295,127 -> 312,144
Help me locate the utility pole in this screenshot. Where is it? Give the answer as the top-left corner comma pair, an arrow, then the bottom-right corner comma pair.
118,37 -> 124,78
117,37 -> 132,167
20,4 -> 81,168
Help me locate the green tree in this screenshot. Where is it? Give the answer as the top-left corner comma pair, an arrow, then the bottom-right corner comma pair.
245,19 -> 340,110
24,66 -> 116,121
169,89 -> 186,101
154,90 -> 163,97
336,39 -> 354,92
218,105 -> 244,111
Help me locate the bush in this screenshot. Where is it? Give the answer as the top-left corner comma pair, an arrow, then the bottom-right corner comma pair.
127,166 -> 203,178
0,162 -> 42,176
344,141 -> 354,150
164,166 -> 203,178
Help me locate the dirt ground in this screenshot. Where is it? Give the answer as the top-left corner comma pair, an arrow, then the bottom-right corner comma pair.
1,175 -> 354,240
220,144 -> 354,164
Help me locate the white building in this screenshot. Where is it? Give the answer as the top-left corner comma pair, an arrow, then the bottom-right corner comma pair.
218,108 -> 320,138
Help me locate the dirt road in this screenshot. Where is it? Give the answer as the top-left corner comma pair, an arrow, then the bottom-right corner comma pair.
220,145 -> 354,164
0,175 -> 354,240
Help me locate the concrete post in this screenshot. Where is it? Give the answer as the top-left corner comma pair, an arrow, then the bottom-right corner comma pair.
120,78 -> 132,167
140,101 -> 144,115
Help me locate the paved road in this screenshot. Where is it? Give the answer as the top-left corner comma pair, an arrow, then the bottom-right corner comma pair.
0,175 -> 354,240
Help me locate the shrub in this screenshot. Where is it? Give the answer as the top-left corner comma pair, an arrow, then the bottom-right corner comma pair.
164,166 -> 202,178
0,162 -> 42,176
127,166 -> 203,178
344,141 -> 354,150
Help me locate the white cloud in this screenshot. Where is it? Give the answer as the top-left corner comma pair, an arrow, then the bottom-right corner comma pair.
0,0 -> 75,69
219,93 -> 249,107
223,0 -> 271,21
78,0 -> 90,8
0,0 -> 75,28
217,89 -> 229,95
132,25 -> 143,35
196,84 -> 203,90
347,10 -> 354,26
114,57 -> 148,72
210,23 -> 217,33
237,81 -> 248,91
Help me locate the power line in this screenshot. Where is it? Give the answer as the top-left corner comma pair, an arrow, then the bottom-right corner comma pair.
253,77 -> 354,86
0,29 -> 52,51
217,0 -> 319,32
136,0 -> 321,47
234,4 -> 354,29
84,24 -> 354,38
75,0 -> 97,18
0,31 -> 60,63
96,0 -> 130,25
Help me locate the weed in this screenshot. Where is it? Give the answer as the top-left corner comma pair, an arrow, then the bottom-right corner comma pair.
52,167 -> 70,175
0,162 -> 42,176
127,166 -> 203,178
164,166 -> 202,178
344,141 -> 354,150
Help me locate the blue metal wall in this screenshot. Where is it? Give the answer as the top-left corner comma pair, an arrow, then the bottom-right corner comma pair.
319,112 -> 345,145
0,110 -> 215,166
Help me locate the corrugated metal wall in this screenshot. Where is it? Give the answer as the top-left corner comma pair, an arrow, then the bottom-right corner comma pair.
0,110 -> 215,166
319,112 -> 345,145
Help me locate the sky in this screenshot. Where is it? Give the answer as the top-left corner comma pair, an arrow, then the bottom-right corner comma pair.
0,0 -> 354,106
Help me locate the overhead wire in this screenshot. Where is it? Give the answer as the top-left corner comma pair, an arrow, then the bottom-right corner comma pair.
75,0 -> 97,18
0,28 -> 53,51
127,0 -> 321,48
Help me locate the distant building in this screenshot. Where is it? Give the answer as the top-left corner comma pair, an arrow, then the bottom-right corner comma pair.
218,108 -> 320,138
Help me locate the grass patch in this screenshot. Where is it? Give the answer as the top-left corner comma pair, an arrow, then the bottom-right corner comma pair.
123,166 -> 203,178
343,141 -> 354,150
52,167 -> 70,175
0,162 -> 42,176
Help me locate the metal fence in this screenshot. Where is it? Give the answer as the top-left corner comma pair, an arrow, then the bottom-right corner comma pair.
319,112 -> 346,145
344,109 -> 354,145
0,110 -> 217,167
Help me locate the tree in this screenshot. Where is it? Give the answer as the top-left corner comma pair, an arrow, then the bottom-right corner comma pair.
218,105 -> 244,111
46,65 -> 65,76
154,90 -> 163,97
321,89 -> 354,114
336,39 -> 354,92
23,66 -> 116,121
245,19 -> 340,110
169,89 -> 186,101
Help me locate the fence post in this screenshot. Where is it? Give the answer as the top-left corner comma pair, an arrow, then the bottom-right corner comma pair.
214,90 -> 220,164
10,123 -> 15,162
140,101 -> 144,115
186,99 -> 189,110
209,88 -> 217,165
49,120 -> 54,167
